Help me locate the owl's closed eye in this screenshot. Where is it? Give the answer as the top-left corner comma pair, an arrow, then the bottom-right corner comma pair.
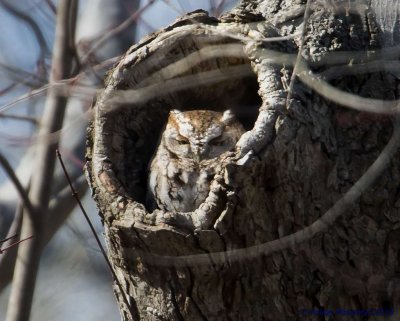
147,109 -> 244,213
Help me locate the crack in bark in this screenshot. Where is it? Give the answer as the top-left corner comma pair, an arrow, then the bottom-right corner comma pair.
186,269 -> 209,321
168,280 -> 186,321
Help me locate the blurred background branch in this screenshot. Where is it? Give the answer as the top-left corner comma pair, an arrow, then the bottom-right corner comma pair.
5,1 -> 77,320
0,1 -> 236,320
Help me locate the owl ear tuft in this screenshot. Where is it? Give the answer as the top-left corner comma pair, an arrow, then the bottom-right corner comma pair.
221,109 -> 235,125
170,109 -> 182,115
169,109 -> 186,124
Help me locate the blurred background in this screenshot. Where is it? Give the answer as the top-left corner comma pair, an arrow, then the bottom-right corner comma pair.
0,1 -> 237,320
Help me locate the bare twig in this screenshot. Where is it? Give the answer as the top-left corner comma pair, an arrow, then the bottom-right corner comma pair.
0,113 -> 39,125
210,0 -> 232,17
297,58 -> 400,114
108,64 -> 253,106
56,150 -> 139,321
0,53 -> 120,113
285,0 -> 312,109
0,62 -> 46,87
198,22 -> 301,43
320,59 -> 400,80
248,47 -> 400,115
0,204 -> 23,292
0,236 -> 34,254
9,44 -> 385,118
0,153 -> 36,218
138,43 -> 247,86
138,15 -> 155,33
45,0 -> 57,14
0,83 -> 18,96
80,0 -> 150,65
0,175 -> 88,293
209,0 -> 217,15
161,0 -> 184,14
0,84 -> 51,113
0,234 -> 18,244
142,117 -> 400,267
0,0 -> 50,56
5,1 -> 78,320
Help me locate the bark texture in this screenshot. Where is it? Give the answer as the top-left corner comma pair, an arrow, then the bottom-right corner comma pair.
86,1 -> 400,320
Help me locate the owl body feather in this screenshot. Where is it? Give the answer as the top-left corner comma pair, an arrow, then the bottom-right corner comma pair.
148,109 -> 244,212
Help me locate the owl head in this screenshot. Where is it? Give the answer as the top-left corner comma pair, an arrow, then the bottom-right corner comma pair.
162,109 -> 245,161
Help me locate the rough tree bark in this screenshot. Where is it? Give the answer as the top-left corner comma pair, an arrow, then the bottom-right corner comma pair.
86,1 -> 400,320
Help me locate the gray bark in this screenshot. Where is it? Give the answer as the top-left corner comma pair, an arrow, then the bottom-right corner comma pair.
86,1 -> 400,320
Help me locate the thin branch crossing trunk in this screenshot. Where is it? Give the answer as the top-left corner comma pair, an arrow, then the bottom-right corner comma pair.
86,1 -> 400,320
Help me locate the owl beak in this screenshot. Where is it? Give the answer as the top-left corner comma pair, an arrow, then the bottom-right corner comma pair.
192,143 -> 206,162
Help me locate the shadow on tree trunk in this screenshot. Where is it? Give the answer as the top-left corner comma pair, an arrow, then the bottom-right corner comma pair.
86,3 -> 400,321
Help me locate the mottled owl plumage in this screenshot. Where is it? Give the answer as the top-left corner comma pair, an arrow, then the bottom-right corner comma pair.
148,109 -> 245,212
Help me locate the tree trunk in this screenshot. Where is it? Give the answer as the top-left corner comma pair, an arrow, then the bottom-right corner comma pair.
85,1 -> 400,320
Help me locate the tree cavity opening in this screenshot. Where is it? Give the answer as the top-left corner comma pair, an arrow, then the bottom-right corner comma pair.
96,21 -> 261,206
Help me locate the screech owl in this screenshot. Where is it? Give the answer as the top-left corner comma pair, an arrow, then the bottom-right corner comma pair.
147,109 -> 245,213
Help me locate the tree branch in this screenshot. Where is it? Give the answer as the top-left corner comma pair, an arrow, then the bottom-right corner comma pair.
5,1 -> 78,320
0,175 -> 87,293
142,118 -> 400,267
0,0 -> 50,56
0,154 -> 35,218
